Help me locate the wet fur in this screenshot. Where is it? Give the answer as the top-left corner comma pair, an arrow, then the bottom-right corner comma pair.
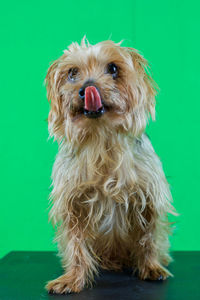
45,38 -> 176,294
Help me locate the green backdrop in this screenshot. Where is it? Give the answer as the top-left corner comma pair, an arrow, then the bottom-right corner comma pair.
1,0 -> 200,258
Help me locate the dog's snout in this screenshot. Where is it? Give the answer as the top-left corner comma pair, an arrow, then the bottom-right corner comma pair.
79,87 -> 85,99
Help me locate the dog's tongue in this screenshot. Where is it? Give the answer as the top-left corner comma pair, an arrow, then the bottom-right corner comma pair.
84,86 -> 102,112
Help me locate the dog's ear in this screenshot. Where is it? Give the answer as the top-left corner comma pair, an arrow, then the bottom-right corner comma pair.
45,59 -> 65,140
127,48 -> 157,121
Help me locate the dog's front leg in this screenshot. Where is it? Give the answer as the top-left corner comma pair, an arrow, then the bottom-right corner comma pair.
46,217 -> 98,294
132,206 -> 172,281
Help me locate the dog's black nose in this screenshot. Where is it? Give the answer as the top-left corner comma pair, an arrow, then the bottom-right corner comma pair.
79,80 -> 95,100
79,87 -> 85,99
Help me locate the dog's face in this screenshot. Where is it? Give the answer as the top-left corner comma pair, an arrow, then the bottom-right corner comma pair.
46,39 -> 156,143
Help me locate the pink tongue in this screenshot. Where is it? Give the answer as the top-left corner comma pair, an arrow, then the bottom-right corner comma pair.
84,86 -> 102,112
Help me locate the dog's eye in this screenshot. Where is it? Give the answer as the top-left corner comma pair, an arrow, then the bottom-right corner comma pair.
68,68 -> 79,82
106,63 -> 118,79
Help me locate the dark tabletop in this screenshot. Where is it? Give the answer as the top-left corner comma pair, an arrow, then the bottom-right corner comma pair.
0,251 -> 199,300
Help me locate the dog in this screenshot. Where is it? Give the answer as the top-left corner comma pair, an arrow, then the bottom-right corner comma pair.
45,38 -> 176,294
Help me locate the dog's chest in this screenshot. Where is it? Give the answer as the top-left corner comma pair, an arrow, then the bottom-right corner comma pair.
90,191 -> 132,239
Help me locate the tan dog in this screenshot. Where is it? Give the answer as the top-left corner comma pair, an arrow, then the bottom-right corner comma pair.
45,38 -> 176,294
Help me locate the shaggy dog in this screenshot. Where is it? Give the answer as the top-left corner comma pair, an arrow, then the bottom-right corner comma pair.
45,38 -> 176,294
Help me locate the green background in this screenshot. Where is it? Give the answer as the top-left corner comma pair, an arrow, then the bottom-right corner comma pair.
1,0 -> 200,258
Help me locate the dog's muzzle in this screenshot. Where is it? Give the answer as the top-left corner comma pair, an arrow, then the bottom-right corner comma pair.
79,83 -> 105,119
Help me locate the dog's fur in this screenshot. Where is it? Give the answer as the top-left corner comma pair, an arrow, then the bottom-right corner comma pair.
45,38 -> 176,294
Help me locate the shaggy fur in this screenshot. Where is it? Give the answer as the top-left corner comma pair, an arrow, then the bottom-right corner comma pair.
45,38 -> 176,294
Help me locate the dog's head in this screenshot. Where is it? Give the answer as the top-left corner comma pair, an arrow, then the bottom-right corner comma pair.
45,38 -> 157,144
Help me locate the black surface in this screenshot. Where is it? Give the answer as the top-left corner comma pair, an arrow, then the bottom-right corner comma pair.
0,251 -> 199,300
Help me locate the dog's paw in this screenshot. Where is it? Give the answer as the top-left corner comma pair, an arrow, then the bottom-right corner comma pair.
138,264 -> 172,281
46,279 -> 71,294
46,274 -> 83,294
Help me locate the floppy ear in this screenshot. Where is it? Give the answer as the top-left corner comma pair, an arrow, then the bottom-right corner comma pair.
45,59 -> 65,140
127,48 -> 157,121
